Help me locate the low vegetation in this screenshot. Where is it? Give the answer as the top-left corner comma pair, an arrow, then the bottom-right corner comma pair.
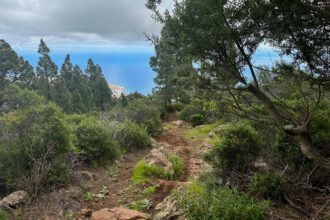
175,182 -> 268,220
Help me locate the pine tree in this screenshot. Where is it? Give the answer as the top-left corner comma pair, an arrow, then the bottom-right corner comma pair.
0,39 -> 35,89
85,59 -> 113,111
36,39 -> 58,100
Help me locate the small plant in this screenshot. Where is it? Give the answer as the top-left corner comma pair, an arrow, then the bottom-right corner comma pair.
64,209 -> 74,220
132,160 -> 170,184
0,211 -> 8,220
107,164 -> 118,181
13,208 -> 22,220
95,186 -> 109,199
168,153 -> 185,178
189,113 -> 206,126
142,184 -> 160,195
175,182 -> 268,220
129,199 -> 153,212
84,191 -> 95,201
249,171 -> 285,200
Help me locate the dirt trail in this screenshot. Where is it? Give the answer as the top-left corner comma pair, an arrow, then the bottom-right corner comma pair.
83,113 -> 203,216
24,114 -> 203,219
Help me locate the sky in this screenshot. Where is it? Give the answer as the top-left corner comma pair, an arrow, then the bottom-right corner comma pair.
0,0 -> 279,94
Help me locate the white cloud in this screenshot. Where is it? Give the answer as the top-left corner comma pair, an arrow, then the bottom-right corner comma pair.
0,0 -> 173,47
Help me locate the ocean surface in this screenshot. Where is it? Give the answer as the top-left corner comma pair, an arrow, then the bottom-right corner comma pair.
15,46 -> 280,95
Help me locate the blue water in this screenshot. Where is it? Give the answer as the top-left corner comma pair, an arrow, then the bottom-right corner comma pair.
15,46 -> 281,95
16,47 -> 156,95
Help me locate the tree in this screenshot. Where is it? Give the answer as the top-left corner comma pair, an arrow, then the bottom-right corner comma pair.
147,0 -> 330,169
0,39 -> 35,89
85,59 -> 114,111
36,39 -> 58,100
150,12 -> 195,107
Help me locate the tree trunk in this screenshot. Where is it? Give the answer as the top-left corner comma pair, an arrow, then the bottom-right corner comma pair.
246,83 -> 330,170
297,134 -> 330,170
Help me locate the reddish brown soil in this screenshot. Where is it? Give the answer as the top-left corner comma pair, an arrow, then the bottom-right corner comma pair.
22,113 -> 202,219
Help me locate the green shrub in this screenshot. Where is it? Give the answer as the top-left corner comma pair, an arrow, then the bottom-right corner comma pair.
249,171 -> 285,200
75,117 -> 119,165
189,113 -> 206,126
176,182 -> 268,220
204,123 -> 261,177
273,133 -> 306,169
129,199 -> 152,212
0,103 -> 71,193
165,103 -> 184,113
132,160 -> 170,184
112,120 -> 150,150
179,101 -> 204,122
109,99 -> 163,136
311,107 -> 330,156
168,154 -> 185,178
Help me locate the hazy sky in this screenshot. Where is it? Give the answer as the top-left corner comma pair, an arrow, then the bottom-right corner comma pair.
0,0 -> 171,49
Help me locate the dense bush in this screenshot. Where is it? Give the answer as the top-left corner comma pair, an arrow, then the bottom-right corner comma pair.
310,106 -> 330,156
179,101 -> 204,122
189,113 -> 206,126
0,103 -> 71,193
109,99 -> 163,136
74,117 -> 119,165
249,171 -> 285,200
204,123 -> 261,177
0,84 -> 45,114
112,120 -> 151,150
176,182 -> 268,220
165,103 -> 184,113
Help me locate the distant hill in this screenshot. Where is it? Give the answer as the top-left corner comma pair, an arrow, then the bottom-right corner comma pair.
109,83 -> 125,98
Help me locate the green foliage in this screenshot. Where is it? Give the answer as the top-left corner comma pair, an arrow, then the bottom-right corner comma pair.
0,103 -> 71,192
310,105 -> 330,155
84,192 -> 95,201
168,153 -> 185,178
179,101 -> 204,122
142,184 -> 159,195
0,84 -> 45,114
165,103 -> 184,113
74,117 -> 119,165
132,160 -> 170,184
129,199 -> 152,212
0,211 -> 8,220
184,121 -> 222,142
109,98 -> 163,136
205,123 -> 261,177
272,133 -> 306,169
112,120 -> 151,150
176,182 -> 268,220
189,113 -> 206,127
249,171 -> 285,200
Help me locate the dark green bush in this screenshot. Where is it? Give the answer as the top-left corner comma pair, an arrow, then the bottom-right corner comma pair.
165,103 -> 184,113
112,120 -> 151,150
249,171 -> 285,200
109,99 -> 163,136
0,103 -> 71,193
179,101 -> 204,122
75,117 -> 119,165
189,113 -> 206,126
310,107 -> 330,156
204,123 -> 261,177
176,182 -> 268,220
